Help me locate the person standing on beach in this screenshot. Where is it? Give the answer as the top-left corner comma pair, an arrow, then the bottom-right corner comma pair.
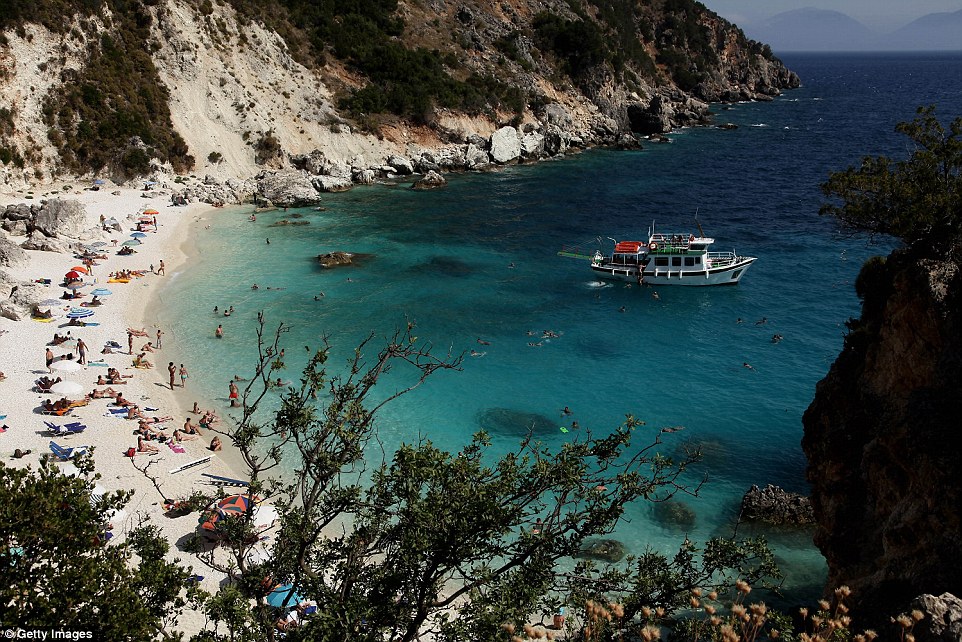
168,362 -> 176,390
179,364 -> 188,388
45,347 -> 54,370
77,338 -> 87,365
158,260 -> 166,275
128,331 -> 134,355
156,329 -> 163,349
229,381 -> 239,407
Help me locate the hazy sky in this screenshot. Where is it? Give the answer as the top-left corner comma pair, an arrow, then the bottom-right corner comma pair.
701,0 -> 962,31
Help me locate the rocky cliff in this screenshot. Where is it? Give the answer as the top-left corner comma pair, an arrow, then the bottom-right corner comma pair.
802,237 -> 962,624
0,0 -> 798,191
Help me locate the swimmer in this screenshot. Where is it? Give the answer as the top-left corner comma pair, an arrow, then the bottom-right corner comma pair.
771,334 -> 783,344
476,338 -> 491,345
562,406 -> 572,416
215,324 -> 224,338
470,350 -> 485,357
652,291 -> 660,300
619,306 -> 626,313
736,318 -> 743,324
252,284 -> 259,290
755,317 -> 768,325
743,362 -> 757,372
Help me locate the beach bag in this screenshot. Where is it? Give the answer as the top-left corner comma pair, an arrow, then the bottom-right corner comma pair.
126,447 -> 136,458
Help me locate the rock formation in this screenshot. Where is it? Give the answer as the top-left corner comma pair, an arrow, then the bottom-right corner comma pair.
802,236 -> 962,624
911,593 -> 962,642
739,484 -> 814,526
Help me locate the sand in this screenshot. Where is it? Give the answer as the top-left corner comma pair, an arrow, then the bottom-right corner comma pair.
0,185 -> 250,630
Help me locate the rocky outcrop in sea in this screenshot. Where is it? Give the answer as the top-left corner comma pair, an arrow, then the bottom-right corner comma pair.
802,235 -> 962,625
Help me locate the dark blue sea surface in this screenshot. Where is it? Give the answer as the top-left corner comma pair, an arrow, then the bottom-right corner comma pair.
157,53 -> 962,603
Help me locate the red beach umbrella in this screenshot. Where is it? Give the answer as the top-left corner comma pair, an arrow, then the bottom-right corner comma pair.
64,271 -> 81,280
143,209 -> 159,216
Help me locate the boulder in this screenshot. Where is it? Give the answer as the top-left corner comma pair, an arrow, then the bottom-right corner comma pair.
415,153 -> 441,174
489,126 -> 521,164
434,146 -> 468,170
0,235 -> 28,267
291,150 -> 350,178
386,154 -> 414,175
740,484 -> 814,526
2,219 -> 29,236
352,168 -> 377,185
313,175 -> 354,193
20,230 -> 71,253
465,143 -> 490,169
411,170 -> 447,190
32,199 -> 88,239
910,593 -> 962,642
542,103 -> 573,130
627,99 -> 672,135
520,131 -> 545,159
543,126 -> 570,156
257,171 -> 322,207
652,499 -> 697,530
0,280 -> 44,321
0,270 -> 15,301
2,203 -> 35,221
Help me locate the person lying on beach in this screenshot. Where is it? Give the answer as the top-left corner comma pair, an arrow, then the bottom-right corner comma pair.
107,368 -> 133,380
173,429 -> 198,442
113,393 -> 132,407
96,374 -> 127,386
36,376 -> 62,391
137,436 -> 160,454
127,328 -> 149,336
50,333 -> 69,345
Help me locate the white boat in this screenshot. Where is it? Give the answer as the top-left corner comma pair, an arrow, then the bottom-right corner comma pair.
560,229 -> 756,286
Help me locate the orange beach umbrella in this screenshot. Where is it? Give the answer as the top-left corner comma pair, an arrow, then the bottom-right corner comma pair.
143,209 -> 159,216
70,266 -> 89,274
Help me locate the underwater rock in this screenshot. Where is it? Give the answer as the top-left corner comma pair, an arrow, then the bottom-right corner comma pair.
477,407 -> 557,436
652,500 -> 697,530
575,538 -> 626,563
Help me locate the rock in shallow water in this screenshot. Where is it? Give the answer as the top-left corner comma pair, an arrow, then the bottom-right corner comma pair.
740,484 -> 814,526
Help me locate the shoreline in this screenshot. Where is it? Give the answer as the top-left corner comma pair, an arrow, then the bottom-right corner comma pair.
0,185 -> 250,631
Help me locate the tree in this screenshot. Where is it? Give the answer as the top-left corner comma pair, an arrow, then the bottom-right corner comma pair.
192,318 -> 781,642
0,455 -> 196,639
820,105 -> 962,246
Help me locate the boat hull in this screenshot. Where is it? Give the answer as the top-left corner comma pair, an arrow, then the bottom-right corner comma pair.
590,257 -> 756,286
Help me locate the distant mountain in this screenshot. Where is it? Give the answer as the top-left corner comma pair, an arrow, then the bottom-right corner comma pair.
884,10 -> 962,51
745,8 -> 876,52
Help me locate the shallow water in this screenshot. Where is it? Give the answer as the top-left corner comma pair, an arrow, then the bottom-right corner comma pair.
157,52 -> 962,604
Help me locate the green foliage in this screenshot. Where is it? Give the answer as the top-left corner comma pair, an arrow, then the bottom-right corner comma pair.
820,105 -> 962,246
533,12 -> 608,80
0,456 -> 194,637
193,318 -> 785,642
208,151 -> 223,164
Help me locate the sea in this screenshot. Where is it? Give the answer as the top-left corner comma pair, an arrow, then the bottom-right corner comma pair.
155,52 -> 962,605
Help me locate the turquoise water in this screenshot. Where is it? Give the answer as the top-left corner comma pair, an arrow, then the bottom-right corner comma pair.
157,53 -> 962,603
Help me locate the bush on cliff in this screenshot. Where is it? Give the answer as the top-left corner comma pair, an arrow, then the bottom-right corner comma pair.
820,105 -> 962,247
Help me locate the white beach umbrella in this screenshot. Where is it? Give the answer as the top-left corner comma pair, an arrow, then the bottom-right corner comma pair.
50,360 -> 83,373
50,381 -> 84,396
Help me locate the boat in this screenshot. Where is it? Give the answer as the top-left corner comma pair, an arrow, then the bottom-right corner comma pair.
559,226 -> 756,286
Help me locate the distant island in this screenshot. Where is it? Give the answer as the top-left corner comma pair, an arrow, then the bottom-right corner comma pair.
743,7 -> 962,53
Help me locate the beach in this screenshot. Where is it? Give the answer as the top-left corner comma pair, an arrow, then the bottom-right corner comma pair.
0,184 -> 247,630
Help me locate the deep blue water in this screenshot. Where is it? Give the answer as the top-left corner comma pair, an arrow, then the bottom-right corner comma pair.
156,53 -> 962,602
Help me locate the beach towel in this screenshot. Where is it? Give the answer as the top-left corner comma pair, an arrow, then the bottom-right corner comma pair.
168,442 -> 186,454
32,317 -> 56,323
107,279 -> 130,283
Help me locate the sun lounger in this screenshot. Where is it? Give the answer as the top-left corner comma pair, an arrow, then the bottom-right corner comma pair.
48,424 -> 86,437
41,408 -> 74,417
44,420 -> 86,432
49,441 -> 88,460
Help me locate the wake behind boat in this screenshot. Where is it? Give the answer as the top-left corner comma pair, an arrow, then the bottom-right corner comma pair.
559,226 -> 756,286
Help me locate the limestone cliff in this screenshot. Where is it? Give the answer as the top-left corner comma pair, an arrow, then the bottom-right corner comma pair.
0,0 -> 798,189
802,237 -> 962,624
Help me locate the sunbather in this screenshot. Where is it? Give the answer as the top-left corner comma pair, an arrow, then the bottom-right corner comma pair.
127,327 -> 149,337
137,435 -> 159,454
173,429 -> 197,442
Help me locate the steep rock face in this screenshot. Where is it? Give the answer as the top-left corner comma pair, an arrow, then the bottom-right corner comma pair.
802,238 -> 962,623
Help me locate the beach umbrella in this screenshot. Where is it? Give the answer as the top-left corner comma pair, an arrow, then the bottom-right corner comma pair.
267,584 -> 304,609
66,308 -> 95,319
143,209 -> 159,215
90,241 -> 108,248
40,299 -> 62,306
64,271 -> 82,280
65,283 -> 87,291
50,360 -> 82,373
70,266 -> 89,274
121,240 -> 141,247
50,380 -> 84,396
130,232 -> 148,239
90,288 -> 112,297
93,179 -> 105,186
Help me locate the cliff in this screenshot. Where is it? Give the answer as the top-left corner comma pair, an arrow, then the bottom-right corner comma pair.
0,0 -> 797,190
802,237 -> 962,624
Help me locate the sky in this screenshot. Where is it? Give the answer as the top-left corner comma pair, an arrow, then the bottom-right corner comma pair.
701,0 -> 962,31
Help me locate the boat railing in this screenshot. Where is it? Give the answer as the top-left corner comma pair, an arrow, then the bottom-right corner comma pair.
706,251 -> 737,267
